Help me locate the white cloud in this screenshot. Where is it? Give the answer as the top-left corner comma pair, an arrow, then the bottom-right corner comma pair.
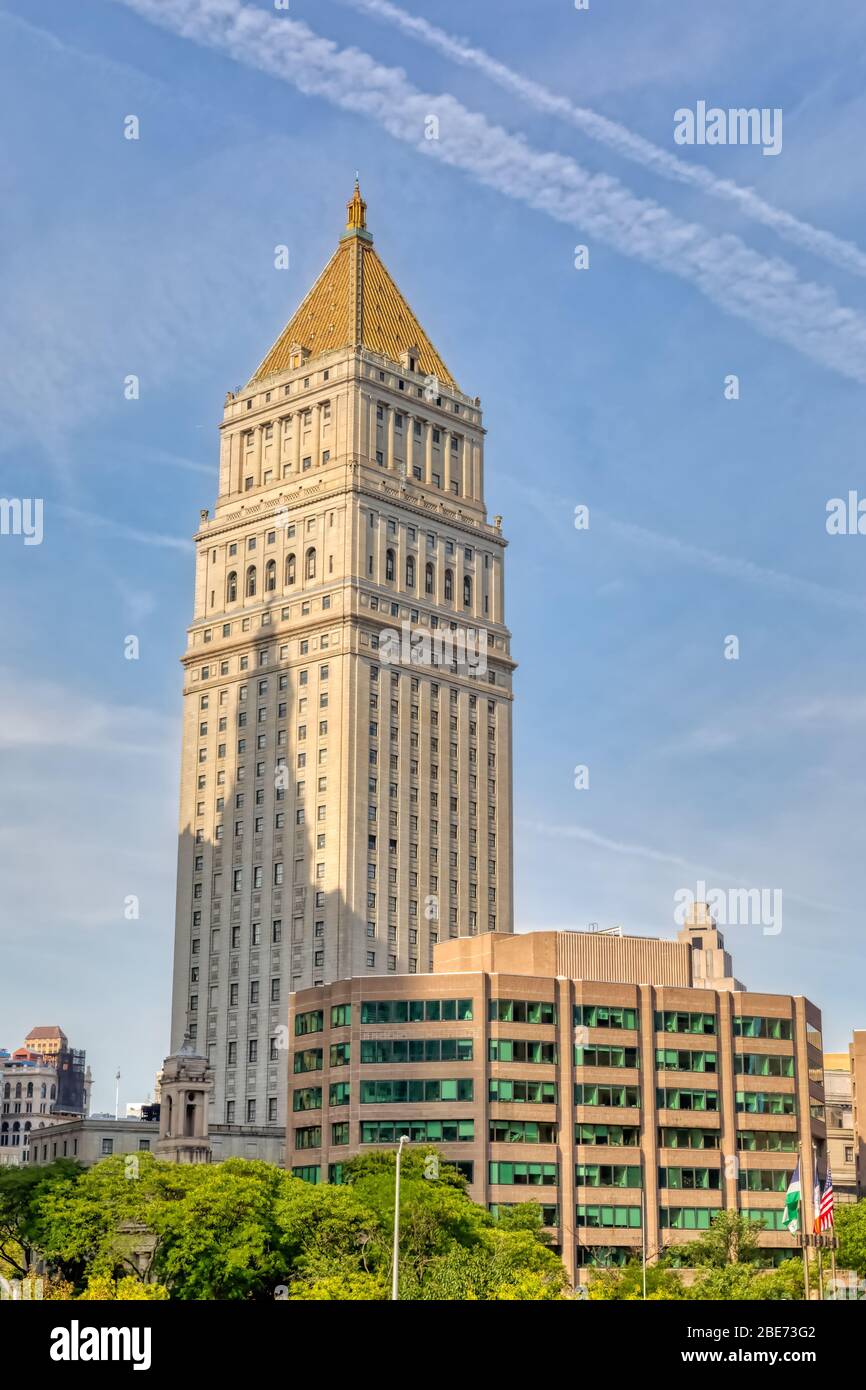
60,507 -> 194,554
341,0 -> 866,278
0,668 -> 173,753
112,0 -> 866,386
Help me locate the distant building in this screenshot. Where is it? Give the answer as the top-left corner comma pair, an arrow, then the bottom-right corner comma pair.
28,1039 -> 284,1169
24,1026 -> 67,1060
27,1114 -> 284,1168
1,1026 -> 91,1165
823,1053 -> 857,1200
849,1030 -> 866,1196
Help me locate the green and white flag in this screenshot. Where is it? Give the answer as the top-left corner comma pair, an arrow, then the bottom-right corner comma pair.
784,1160 -> 801,1234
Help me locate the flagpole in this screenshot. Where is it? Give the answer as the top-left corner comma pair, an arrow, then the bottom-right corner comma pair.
797,1142 -> 810,1300
817,1247 -> 824,1300
641,1185 -> 647,1301
802,1238 -> 810,1299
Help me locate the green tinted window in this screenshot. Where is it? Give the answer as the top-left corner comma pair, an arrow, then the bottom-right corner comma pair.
575,1165 -> 642,1187
489,1120 -> 557,1144
361,1119 -> 474,1143
292,1086 -> 322,1112
576,1205 -> 641,1228
295,1010 -> 324,1036
293,1048 -> 323,1074
488,1162 -> 558,1186
359,1078 -> 473,1104
574,1005 -> 637,1030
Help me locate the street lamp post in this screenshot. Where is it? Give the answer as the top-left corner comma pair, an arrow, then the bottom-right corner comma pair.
392,1135 -> 409,1301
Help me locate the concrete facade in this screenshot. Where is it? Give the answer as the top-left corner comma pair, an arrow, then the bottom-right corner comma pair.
1,1027 -> 91,1165
849,1030 -> 866,1195
823,1052 -> 857,1200
287,927 -> 826,1286
27,1117 -> 285,1168
170,186 -> 514,1131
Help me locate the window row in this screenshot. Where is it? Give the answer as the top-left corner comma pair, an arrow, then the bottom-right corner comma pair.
359,998 -> 473,1024
359,1079 -> 473,1104
489,999 -> 556,1025
359,1038 -> 473,1064
225,551 -> 318,602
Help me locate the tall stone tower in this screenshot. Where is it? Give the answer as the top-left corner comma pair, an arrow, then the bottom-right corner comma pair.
170,185 -> 514,1128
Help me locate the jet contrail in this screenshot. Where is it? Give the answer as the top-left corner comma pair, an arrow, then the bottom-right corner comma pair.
112,0 -> 866,385
341,0 -> 866,279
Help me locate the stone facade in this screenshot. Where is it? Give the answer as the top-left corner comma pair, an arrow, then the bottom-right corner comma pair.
27,1117 -> 285,1168
170,186 -> 514,1131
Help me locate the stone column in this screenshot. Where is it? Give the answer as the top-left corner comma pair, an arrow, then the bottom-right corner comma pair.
406,414 -> 415,478
441,429 -> 451,493
424,421 -> 433,485
386,406 -> 396,470
252,424 -> 263,488
230,431 -> 243,495
292,412 -> 301,474
312,403 -> 321,467
273,417 -> 283,473
452,435 -> 463,498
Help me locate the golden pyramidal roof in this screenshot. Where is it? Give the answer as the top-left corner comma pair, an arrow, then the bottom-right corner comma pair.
251,182 -> 457,388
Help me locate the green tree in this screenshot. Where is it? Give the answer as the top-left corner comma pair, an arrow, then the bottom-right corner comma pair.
689,1258 -> 809,1301
0,1160 -> 82,1276
337,1148 -> 489,1291
152,1159 -> 296,1299
287,1272 -> 387,1300
78,1275 -> 170,1300
836,1200 -> 866,1278
679,1211 -> 764,1269
38,1153 -> 194,1288
587,1259 -> 687,1301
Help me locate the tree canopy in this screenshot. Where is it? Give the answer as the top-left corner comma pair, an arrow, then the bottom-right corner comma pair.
9,1150 -> 566,1301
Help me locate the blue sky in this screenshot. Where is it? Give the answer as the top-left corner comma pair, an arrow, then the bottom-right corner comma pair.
2,0 -> 866,1110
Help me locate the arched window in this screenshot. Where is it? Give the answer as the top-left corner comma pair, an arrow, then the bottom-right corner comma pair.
26,1082 -> 33,1098
245,565 -> 257,598
50,1084 -> 56,1100
40,1083 -> 46,1099
285,553 -> 296,586
406,555 -> 415,589
226,571 -> 237,603
265,559 -> 276,592
14,1083 -> 21,1099
463,575 -> 472,608
425,562 -> 434,596
305,548 -> 316,581
385,548 -> 395,583
444,569 -> 453,602
3,1083 -> 9,1100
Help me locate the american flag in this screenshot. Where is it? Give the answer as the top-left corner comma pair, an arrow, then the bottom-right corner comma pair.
814,1166 -> 835,1232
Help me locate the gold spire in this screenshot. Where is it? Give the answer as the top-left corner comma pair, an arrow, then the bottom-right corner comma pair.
249,189 -> 456,387
346,178 -> 367,232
